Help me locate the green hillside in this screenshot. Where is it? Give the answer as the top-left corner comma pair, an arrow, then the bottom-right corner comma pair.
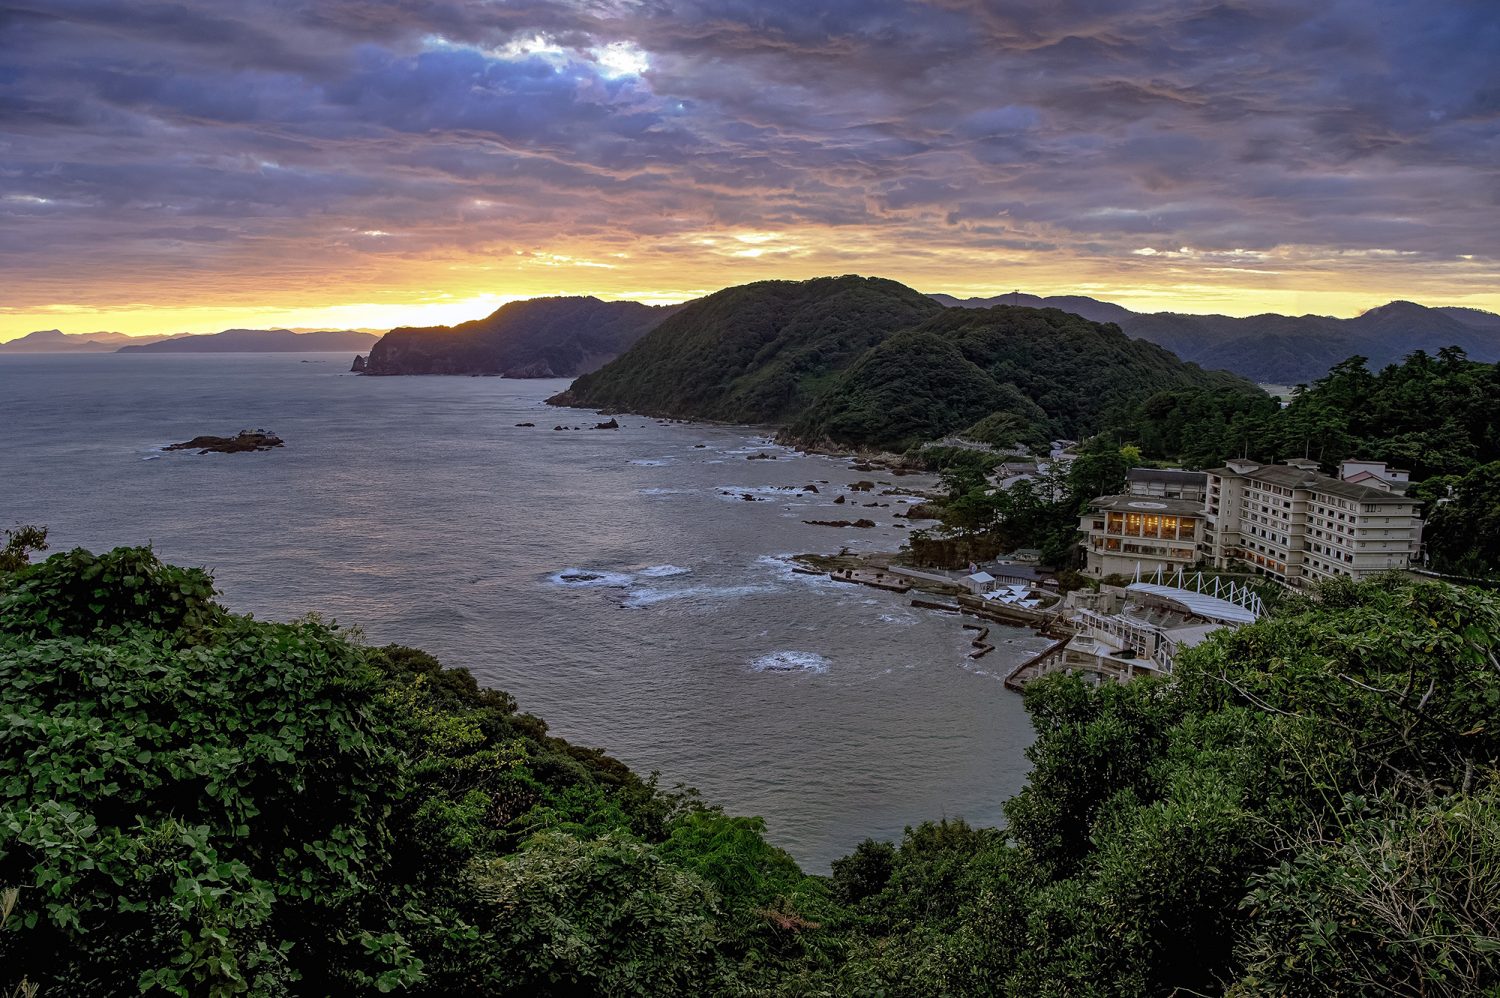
554,279 -> 1258,453
550,275 -> 942,423
790,304 -> 1260,451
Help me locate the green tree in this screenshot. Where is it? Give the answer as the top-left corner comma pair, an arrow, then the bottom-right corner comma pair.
0,526 -> 46,574
1419,461 -> 1500,577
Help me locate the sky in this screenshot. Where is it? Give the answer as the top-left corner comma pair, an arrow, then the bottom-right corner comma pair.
1,0 -> 1498,340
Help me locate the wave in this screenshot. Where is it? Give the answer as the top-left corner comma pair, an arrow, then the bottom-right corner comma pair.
750,650 -> 830,674
755,553 -> 843,590
622,583 -> 774,609
637,564 -> 692,578
714,484 -> 817,504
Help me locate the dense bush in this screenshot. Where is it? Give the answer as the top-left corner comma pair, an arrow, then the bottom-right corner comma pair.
0,547 -> 821,995
5,547 -> 1499,995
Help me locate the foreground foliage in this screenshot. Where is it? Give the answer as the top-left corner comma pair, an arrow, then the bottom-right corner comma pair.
4,548 -> 1499,995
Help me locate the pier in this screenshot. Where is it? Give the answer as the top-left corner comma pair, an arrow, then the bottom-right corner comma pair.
1003,636 -> 1073,690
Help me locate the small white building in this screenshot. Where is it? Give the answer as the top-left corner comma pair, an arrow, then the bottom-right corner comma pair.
964,571 -> 998,594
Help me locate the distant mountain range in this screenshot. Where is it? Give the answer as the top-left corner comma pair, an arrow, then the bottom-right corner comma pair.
930,293 -> 1500,383
359,297 -> 680,377
1,327 -> 378,354
550,275 -> 1256,453
117,328 -> 378,353
0,329 -> 185,353
11,285 -> 1495,384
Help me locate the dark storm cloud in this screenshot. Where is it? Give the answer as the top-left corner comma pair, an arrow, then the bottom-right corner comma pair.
1,0 -> 1497,306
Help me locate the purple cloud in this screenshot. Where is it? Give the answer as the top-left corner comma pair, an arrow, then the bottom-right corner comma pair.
1,0 -> 1497,316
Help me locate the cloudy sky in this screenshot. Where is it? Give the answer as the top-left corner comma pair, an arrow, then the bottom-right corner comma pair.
2,0 -> 1497,338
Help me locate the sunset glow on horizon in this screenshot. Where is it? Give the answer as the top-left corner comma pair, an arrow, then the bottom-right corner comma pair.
3,1 -> 1498,341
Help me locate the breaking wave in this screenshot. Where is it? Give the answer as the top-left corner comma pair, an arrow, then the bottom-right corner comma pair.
750,650 -> 830,674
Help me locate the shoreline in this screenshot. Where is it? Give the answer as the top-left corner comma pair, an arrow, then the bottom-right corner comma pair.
546,391 -> 929,476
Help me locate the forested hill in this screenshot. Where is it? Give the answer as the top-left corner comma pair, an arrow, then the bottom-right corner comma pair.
549,275 -> 943,422
553,275 -> 1258,454
937,292 -> 1500,383
789,305 -> 1257,452
361,297 -> 679,377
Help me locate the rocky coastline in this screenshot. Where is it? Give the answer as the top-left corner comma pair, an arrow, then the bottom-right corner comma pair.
164,430 -> 283,454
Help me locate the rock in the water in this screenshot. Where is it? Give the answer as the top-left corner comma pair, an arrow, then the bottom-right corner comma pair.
834,495 -> 846,504
350,354 -> 367,373
165,430 -> 283,454
803,518 -> 876,528
850,480 -> 875,491
592,418 -> 620,430
746,452 -> 778,460
516,422 -> 536,427
802,485 -> 819,493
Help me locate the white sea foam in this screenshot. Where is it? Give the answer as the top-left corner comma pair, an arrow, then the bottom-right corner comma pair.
548,568 -> 635,589
637,487 -> 695,496
755,553 -> 839,589
750,650 -> 830,674
638,564 -> 692,578
622,583 -> 774,608
715,484 -> 815,504
629,458 -> 674,467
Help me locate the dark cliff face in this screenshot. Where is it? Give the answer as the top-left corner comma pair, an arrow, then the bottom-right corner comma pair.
361,297 -> 680,377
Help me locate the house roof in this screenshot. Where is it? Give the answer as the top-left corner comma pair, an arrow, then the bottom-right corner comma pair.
1088,495 -> 1205,515
1206,463 -> 1413,504
1126,468 -> 1207,487
1127,582 -> 1260,626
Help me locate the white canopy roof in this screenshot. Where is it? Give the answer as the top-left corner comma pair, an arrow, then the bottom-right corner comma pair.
1126,582 -> 1260,626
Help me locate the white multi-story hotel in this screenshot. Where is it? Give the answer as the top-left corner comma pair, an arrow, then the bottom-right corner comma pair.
1202,458 -> 1423,586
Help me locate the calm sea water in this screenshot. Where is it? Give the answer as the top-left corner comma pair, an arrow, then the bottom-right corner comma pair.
0,353 -> 1048,870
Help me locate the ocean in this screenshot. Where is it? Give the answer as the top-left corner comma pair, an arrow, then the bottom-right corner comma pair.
0,352 -> 1050,871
